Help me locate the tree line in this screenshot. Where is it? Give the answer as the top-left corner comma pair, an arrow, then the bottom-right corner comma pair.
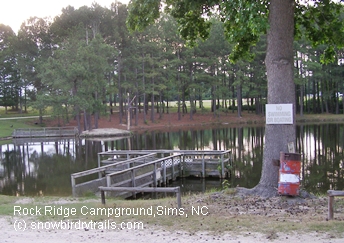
0,2 -> 343,132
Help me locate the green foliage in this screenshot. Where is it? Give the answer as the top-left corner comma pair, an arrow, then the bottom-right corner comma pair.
220,1 -> 269,62
126,0 -> 161,32
36,29 -> 114,126
297,1 -> 344,64
127,0 -> 344,64
221,179 -> 231,190
128,0 -> 269,62
217,160 -> 232,177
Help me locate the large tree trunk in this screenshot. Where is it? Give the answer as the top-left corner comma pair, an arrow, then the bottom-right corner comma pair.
239,0 -> 296,197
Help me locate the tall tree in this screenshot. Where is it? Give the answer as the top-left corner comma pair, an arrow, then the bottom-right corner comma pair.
16,17 -> 53,122
127,0 -> 344,197
0,24 -> 18,112
37,28 -> 114,131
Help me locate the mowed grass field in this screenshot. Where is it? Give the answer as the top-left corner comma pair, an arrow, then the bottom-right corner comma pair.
0,108 -> 42,140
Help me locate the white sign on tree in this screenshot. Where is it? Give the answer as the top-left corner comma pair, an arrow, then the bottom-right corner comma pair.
266,104 -> 293,124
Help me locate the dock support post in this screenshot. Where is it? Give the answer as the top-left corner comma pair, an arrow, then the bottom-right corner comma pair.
131,169 -> 136,198
106,174 -> 111,187
163,160 -> 167,185
97,154 -> 102,179
182,154 -> 185,177
176,186 -> 181,209
153,163 -> 157,187
221,154 -> 225,179
202,154 -> 205,178
71,176 -> 76,197
172,158 -> 175,181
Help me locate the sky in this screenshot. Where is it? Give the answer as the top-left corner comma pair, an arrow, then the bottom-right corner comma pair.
0,0 -> 130,33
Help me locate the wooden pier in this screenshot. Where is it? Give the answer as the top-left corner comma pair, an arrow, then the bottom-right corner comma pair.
71,150 -> 231,197
12,127 -> 78,138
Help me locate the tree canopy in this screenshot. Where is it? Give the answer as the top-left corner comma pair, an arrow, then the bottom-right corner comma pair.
127,0 -> 344,62
127,0 -> 344,197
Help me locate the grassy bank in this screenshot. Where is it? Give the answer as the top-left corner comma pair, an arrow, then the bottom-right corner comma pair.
0,108 -> 42,140
0,118 -> 40,138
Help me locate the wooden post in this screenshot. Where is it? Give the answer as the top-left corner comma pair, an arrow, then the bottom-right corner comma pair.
202,154 -> 205,177
106,174 -> 111,187
328,193 -> 334,220
101,189 -> 106,205
163,160 -> 167,185
172,157 -> 175,180
176,186 -> 181,209
153,163 -> 157,187
182,154 -> 185,177
221,154 -> 225,178
97,154 -> 102,179
131,169 -> 136,198
71,176 -> 76,197
327,190 -> 344,220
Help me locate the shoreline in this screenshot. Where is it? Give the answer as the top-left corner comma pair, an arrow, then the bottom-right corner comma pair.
1,113 -> 344,141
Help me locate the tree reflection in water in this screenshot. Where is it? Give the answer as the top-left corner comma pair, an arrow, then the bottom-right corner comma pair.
0,124 -> 343,196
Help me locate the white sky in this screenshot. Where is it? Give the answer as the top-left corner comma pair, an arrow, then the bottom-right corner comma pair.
0,0 -> 130,33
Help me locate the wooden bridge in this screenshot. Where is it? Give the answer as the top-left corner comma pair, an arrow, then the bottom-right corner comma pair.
71,149 -> 231,197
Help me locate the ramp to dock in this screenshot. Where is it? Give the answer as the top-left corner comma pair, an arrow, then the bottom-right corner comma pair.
71,153 -> 157,196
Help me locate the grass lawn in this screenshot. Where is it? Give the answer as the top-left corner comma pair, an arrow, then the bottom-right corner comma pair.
0,107 -> 42,139
0,118 -> 39,138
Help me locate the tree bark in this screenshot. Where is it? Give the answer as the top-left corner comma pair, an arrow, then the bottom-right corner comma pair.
239,0 -> 296,197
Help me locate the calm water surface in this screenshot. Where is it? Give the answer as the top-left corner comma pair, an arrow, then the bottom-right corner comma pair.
1,123 -> 343,196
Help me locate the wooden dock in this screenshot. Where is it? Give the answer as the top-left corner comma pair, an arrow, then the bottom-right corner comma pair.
71,149 -> 231,197
12,127 -> 78,138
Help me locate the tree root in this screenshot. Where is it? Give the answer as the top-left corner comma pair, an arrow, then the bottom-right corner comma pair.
235,184 -> 316,199
236,184 -> 279,198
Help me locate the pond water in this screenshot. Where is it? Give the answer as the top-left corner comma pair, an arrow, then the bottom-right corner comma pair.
1,123 -> 343,196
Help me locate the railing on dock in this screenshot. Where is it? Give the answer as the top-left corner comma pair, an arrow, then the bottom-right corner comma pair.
98,150 -> 232,178
71,153 -> 157,196
105,154 -> 182,198
12,127 -> 78,138
71,150 -> 231,197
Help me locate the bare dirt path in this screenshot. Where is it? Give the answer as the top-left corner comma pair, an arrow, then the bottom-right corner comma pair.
3,193 -> 344,243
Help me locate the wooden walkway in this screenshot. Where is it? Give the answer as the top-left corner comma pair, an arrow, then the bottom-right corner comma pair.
12,127 -> 78,138
71,149 -> 231,197
12,127 -> 130,139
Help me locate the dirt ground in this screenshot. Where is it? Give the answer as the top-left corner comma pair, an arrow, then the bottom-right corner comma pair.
3,193 -> 344,243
